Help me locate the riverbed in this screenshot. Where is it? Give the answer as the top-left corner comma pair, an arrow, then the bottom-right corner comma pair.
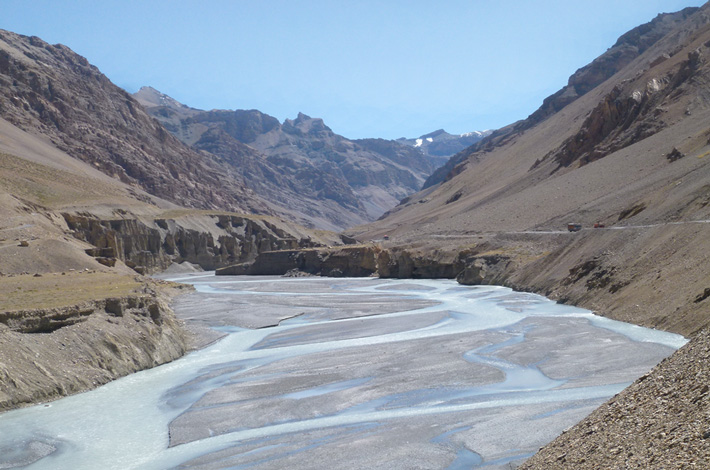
0,274 -> 686,469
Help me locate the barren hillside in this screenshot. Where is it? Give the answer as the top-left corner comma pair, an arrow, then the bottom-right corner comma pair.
0,30 -> 269,215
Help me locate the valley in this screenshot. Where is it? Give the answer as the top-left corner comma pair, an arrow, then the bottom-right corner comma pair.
1,2 -> 710,469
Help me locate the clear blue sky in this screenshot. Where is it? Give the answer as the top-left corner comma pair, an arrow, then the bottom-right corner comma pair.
2,1 -> 706,139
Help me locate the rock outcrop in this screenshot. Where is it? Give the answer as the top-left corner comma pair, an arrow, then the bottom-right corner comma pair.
376,248 -> 463,279
540,48 -> 705,171
216,244 -> 489,281
217,245 -> 380,277
0,291 -> 187,411
0,295 -> 163,334
455,252 -> 512,286
63,212 -> 321,274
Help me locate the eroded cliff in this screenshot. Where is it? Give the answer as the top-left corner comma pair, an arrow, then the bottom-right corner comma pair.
0,275 -> 189,411
63,212 -> 326,274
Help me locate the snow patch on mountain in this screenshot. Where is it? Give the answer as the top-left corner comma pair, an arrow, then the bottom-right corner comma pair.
397,128 -> 494,160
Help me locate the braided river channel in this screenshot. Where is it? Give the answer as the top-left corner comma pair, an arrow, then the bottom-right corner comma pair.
0,274 -> 686,469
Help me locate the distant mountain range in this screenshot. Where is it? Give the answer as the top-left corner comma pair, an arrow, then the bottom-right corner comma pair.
396,128 -> 492,164
135,86 -> 488,230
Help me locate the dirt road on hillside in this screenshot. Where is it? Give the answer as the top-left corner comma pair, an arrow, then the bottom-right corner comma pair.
424,218 -> 710,239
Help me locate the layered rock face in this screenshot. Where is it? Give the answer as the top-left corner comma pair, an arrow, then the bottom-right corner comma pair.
217,246 -> 381,277
63,213 -> 321,274
217,245 -> 467,280
376,248 -> 464,279
0,290 -> 187,411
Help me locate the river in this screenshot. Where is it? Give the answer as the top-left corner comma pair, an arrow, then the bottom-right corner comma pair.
0,274 -> 686,469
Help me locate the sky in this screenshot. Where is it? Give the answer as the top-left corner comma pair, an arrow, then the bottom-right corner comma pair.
1,0 -> 707,140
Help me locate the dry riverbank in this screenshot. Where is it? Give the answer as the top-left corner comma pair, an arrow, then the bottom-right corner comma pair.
0,271 -> 191,411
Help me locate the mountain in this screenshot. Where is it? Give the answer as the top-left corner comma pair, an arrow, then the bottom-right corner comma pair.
0,27 -> 440,232
132,84 -> 201,117
395,128 -> 493,165
422,6 -> 700,191
0,30 -> 274,216
0,29 -> 342,276
136,87 -> 440,230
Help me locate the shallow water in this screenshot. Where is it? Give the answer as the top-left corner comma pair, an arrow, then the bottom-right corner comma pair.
0,275 -> 685,469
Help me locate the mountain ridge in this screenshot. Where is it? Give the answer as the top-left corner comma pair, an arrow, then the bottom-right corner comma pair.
421,6 -> 702,190
395,128 -> 492,169
137,87 -> 449,230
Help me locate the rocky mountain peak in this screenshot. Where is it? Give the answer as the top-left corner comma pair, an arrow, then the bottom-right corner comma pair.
133,86 -> 197,113
283,112 -> 331,135
421,129 -> 448,139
